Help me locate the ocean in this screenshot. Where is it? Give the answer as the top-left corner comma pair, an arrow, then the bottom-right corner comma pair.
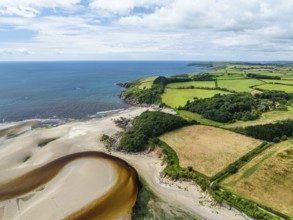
0,61 -> 205,122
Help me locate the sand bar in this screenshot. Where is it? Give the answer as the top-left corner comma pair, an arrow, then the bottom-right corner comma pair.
0,107 -> 250,220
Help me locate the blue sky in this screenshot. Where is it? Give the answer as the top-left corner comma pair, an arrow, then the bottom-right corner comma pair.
0,0 -> 293,61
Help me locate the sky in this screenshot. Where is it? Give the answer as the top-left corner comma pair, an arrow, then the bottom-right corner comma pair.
0,0 -> 293,61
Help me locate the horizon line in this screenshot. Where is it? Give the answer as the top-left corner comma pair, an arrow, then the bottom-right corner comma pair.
1,60 -> 293,63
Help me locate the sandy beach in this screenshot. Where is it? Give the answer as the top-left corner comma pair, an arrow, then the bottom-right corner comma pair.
0,107 -> 250,220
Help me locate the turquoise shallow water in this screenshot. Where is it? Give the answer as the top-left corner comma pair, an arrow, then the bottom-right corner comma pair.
0,61 -> 205,122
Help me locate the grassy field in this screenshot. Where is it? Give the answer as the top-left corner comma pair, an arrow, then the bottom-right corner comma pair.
160,125 -> 262,177
138,76 -> 158,89
248,71 -> 293,78
178,110 -> 224,127
223,109 -> 293,128
263,79 -> 293,85
222,140 -> 293,217
217,79 -> 263,92
255,83 -> 293,93
166,81 -> 215,89
161,88 -> 231,108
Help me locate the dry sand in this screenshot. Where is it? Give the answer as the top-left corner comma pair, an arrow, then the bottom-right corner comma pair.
0,107 -> 250,220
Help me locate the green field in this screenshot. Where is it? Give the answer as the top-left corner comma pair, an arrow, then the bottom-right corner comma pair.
247,70 -> 293,78
138,76 -> 158,89
161,88 -> 231,108
263,79 -> 293,85
178,110 -> 224,127
217,79 -> 263,92
216,76 -> 246,80
255,83 -> 293,93
166,81 -> 215,89
223,109 -> 293,128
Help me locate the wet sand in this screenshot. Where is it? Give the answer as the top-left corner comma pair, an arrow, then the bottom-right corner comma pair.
0,107 -> 250,220
0,151 -> 138,219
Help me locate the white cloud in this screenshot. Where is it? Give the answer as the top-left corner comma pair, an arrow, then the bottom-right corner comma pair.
0,7 -> 40,18
0,48 -> 13,55
90,0 -> 168,15
117,0 -> 293,32
1,0 -> 293,60
0,48 -> 32,55
18,48 -> 32,55
0,0 -> 81,17
55,49 -> 64,54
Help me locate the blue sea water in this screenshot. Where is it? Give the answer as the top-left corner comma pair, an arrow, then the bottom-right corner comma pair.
0,61 -> 205,122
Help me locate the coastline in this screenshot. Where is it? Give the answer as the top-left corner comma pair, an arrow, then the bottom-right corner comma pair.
0,106 -> 250,220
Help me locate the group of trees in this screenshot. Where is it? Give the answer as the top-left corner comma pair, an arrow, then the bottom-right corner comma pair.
255,90 -> 293,102
120,111 -> 196,152
153,76 -> 191,85
244,120 -> 293,142
181,93 -> 264,123
246,73 -> 281,80
181,91 -> 293,123
121,84 -> 164,104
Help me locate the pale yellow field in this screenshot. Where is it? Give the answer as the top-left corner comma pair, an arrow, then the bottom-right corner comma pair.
160,125 -> 262,177
222,140 -> 293,218
223,109 -> 293,128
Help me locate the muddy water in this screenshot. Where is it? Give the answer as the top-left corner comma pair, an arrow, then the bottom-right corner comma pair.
0,151 -> 139,219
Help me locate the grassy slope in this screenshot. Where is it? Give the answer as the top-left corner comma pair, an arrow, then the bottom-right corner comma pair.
138,76 -> 158,89
166,81 -> 215,89
162,88 -> 231,108
217,79 -> 264,92
178,110 -> 224,127
221,140 -> 293,218
263,79 -> 293,85
223,108 -> 293,128
255,83 -> 293,93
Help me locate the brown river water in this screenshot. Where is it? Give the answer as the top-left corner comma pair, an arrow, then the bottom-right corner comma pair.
0,151 -> 139,219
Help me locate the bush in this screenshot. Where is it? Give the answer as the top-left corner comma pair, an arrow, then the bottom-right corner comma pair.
281,135 -> 288,141
120,111 -> 196,152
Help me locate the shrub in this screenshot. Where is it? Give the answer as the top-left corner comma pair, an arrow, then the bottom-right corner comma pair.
120,111 -> 196,152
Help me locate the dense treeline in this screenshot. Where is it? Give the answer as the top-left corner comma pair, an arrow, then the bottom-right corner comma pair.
181,93 -> 264,123
120,111 -> 196,152
170,74 -> 189,78
153,76 -> 191,85
181,91 -> 293,123
255,90 -> 293,102
191,73 -> 214,81
153,74 -> 215,85
243,120 -> 293,142
247,73 -> 281,80
121,86 -> 163,104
